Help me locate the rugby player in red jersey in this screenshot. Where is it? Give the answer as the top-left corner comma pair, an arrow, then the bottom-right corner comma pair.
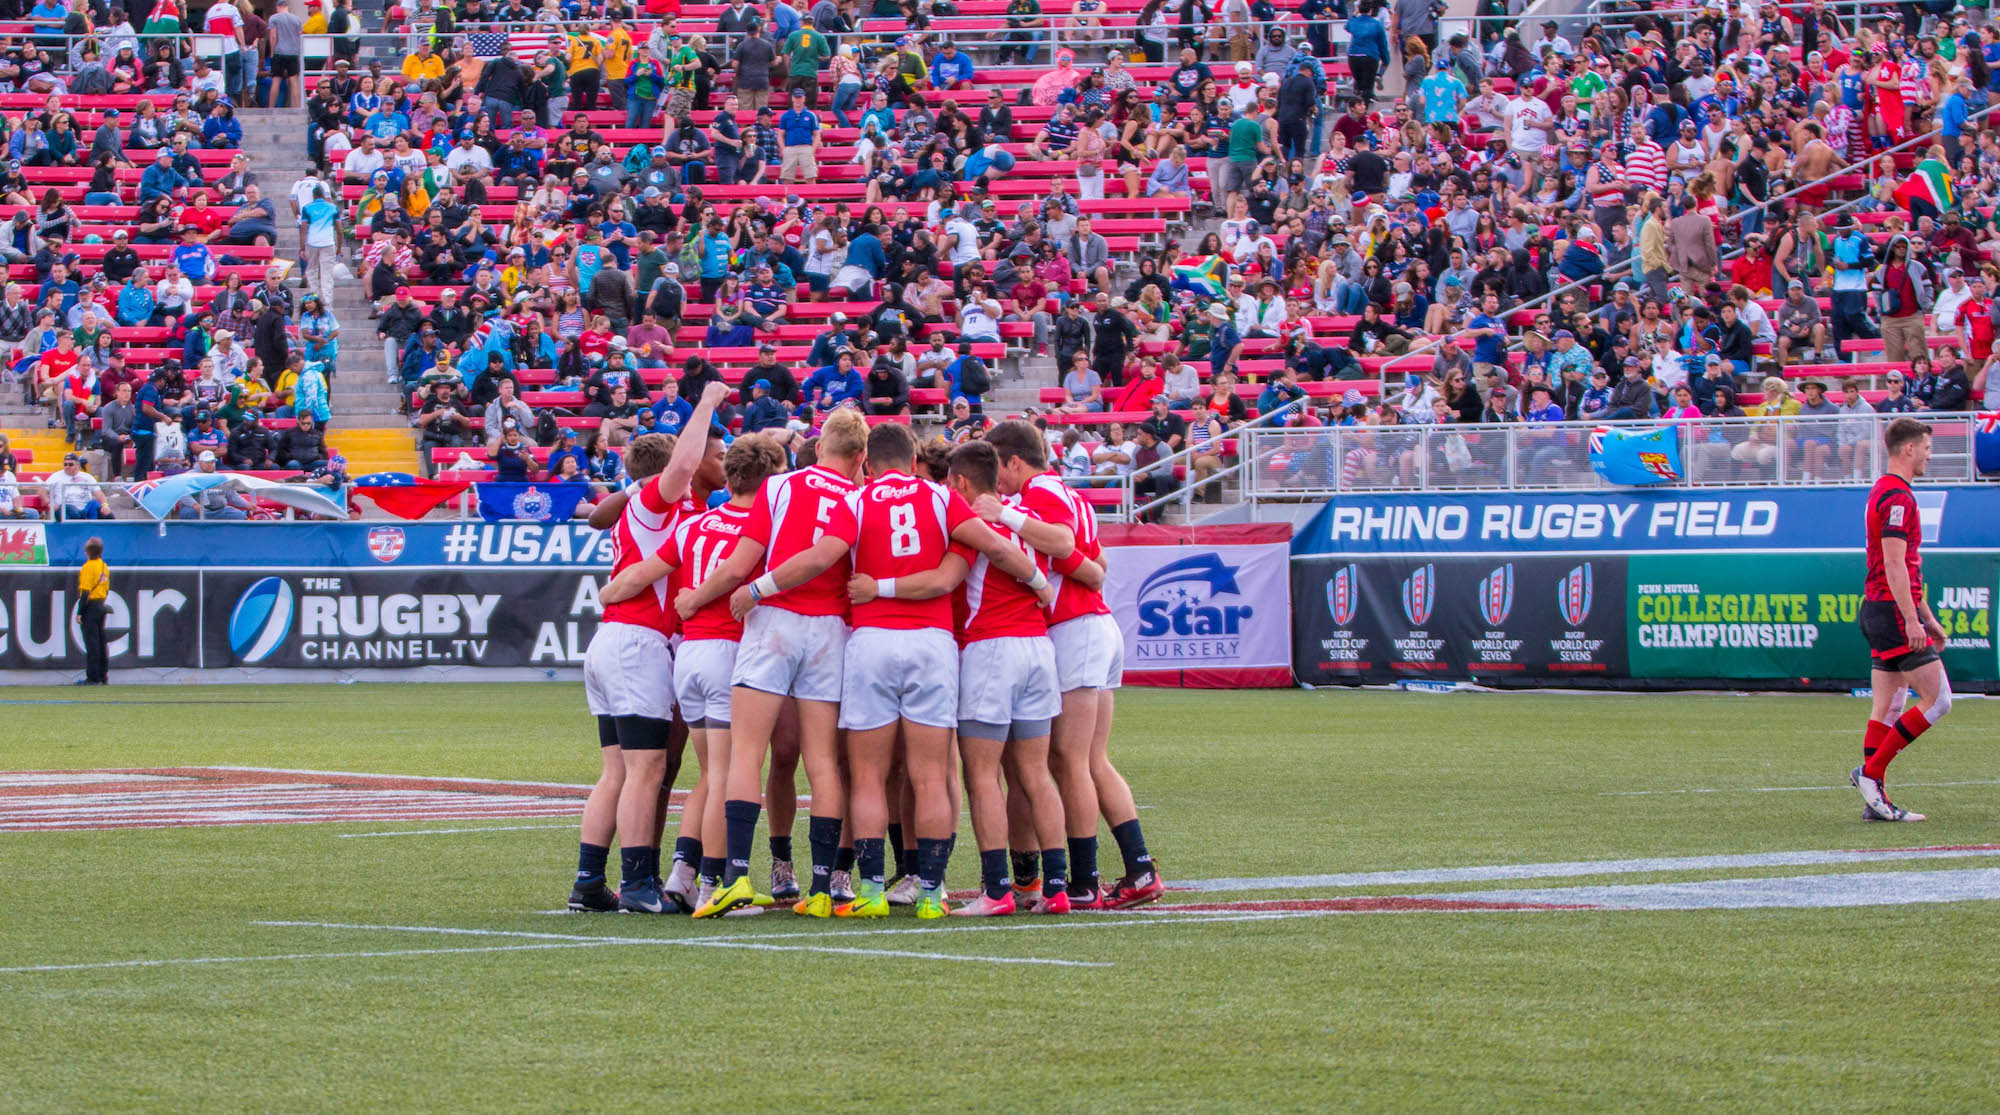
603,433 -> 791,915
676,408 -> 870,918
974,420 -> 1164,909
569,383 -> 727,914
1853,417 -> 1951,823
737,424 -> 1055,918
848,440 -> 1105,915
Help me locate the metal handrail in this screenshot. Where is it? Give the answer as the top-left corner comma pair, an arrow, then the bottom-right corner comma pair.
1105,394 -> 1307,520
1237,408 -> 1988,498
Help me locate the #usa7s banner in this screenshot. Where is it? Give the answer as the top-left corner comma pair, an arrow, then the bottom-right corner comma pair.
1102,523 -> 1294,688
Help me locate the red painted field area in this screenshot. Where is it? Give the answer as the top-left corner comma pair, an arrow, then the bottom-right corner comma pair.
0,767 -> 611,832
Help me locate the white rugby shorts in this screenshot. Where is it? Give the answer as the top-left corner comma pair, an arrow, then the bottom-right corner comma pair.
1050,612 -> 1124,692
673,638 -> 738,726
583,621 -> 675,720
730,606 -> 848,703
838,625 -> 959,731
958,635 -> 1061,729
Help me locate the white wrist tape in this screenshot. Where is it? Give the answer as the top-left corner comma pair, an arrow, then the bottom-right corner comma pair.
877,578 -> 897,599
998,505 -> 1028,531
1025,570 -> 1049,593
752,573 -> 780,600
623,480 -> 646,500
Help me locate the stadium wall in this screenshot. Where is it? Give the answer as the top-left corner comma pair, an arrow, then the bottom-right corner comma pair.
0,520 -> 1303,688
1288,487 -> 2000,692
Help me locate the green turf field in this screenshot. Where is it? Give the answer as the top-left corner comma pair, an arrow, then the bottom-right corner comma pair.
3,684 -> 1998,1111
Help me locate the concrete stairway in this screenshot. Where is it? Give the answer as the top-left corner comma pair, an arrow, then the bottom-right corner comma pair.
237,106 -> 419,476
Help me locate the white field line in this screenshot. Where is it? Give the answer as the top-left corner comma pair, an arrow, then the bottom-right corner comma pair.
339,824 -> 583,838
1604,779 -> 2000,797
1176,844 -> 2000,893
0,942 -> 615,975
1442,867 -> 2000,911
257,910 -> 1335,948
207,766 -> 595,790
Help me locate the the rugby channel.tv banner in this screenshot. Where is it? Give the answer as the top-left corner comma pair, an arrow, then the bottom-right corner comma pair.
0,521 -> 1298,684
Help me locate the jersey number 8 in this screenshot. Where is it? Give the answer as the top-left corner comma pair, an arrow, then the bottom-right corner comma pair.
889,503 -> 920,557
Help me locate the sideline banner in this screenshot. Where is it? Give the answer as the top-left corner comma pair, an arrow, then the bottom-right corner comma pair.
22,521 -> 616,568
1104,523 -> 1293,688
201,570 -> 605,669
1629,553 -> 1999,682
1292,555 -> 1627,685
0,568 -> 605,672
1292,553 -> 1999,688
0,569 -> 201,670
1291,486 -> 1997,556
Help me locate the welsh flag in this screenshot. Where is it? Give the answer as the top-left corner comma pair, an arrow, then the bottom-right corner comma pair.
1894,158 -> 1955,214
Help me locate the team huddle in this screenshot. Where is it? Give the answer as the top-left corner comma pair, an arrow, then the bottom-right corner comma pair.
567,387 -> 1162,920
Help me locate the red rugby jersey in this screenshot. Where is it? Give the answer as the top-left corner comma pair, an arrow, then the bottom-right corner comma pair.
826,469 -> 975,631
741,464 -> 859,618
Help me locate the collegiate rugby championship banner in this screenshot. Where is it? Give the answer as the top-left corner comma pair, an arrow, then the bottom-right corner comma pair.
1290,488 -> 2000,691
1102,523 -> 1294,689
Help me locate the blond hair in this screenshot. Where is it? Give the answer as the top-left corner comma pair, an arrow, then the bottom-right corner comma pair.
818,407 -> 869,461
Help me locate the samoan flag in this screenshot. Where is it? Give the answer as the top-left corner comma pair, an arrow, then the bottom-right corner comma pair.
353,473 -> 471,520
1589,424 -> 1684,486
476,482 -> 588,523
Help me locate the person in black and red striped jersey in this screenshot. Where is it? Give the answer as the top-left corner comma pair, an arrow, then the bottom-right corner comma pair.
1852,417 -> 1952,823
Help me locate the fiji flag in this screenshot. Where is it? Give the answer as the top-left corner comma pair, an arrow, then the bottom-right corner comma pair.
476,482 -> 588,523
1976,412 -> 2000,475
1589,424 -> 1684,486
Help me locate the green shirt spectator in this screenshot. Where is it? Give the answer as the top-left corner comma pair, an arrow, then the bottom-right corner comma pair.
782,28 -> 829,78
1228,115 -> 1264,163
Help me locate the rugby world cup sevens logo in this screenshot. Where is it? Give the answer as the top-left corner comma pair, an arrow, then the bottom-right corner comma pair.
1402,563 -> 1436,627
1559,563 -> 1595,627
1479,563 -> 1515,627
1325,563 -> 1359,627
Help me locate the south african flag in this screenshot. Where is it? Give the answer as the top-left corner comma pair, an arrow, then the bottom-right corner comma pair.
1893,158 -> 1955,215
1172,255 -> 1229,298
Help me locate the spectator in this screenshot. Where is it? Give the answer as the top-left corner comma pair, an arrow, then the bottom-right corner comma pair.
277,412 -> 328,471
175,451 -> 253,519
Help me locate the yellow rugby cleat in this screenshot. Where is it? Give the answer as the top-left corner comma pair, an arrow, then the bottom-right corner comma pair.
834,892 -> 889,918
914,892 -> 949,920
792,892 -> 834,918
693,876 -> 755,919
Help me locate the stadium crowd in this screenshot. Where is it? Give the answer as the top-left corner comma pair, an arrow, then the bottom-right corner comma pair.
3,0 -> 1999,517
